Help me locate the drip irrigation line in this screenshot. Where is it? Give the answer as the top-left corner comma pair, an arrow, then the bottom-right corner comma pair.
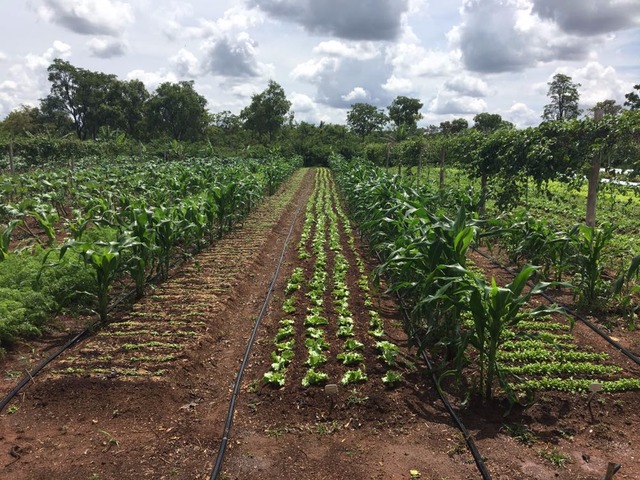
0,324 -> 95,413
472,247 -> 640,367
0,201 -> 277,415
209,202 -> 303,480
372,250 -> 492,480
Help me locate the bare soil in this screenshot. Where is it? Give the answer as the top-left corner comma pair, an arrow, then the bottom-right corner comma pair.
1,168 -> 639,480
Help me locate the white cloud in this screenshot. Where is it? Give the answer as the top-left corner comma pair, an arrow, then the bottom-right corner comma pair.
382,75 -> 413,94
444,74 -> 493,97
170,48 -> 201,78
126,69 -> 178,91
568,61 -> 631,108
452,0 -> 593,73
506,102 -> 538,127
314,40 -> 380,60
429,91 -> 488,115
87,37 -> 127,58
341,87 -> 368,102
291,57 -> 339,81
202,32 -> 264,78
38,0 -> 134,36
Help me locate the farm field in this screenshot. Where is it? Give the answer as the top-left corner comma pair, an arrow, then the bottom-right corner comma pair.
0,164 -> 639,479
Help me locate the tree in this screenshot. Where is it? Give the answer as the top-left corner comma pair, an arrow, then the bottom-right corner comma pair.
588,99 -> 622,117
542,73 -> 582,122
440,118 -> 468,134
624,84 -> 640,110
472,112 -> 513,133
145,81 -> 208,141
346,103 -> 387,139
387,96 -> 423,131
241,80 -> 291,143
43,59 -> 120,140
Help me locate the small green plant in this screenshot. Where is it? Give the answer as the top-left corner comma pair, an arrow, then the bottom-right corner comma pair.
382,370 -> 403,387
538,446 -> 571,468
341,368 -> 367,385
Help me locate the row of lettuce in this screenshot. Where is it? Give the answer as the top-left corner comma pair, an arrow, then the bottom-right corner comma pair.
330,155 -> 640,400
0,155 -> 302,353
263,168 -> 401,388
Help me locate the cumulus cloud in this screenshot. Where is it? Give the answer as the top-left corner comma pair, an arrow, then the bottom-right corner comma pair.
161,5 -> 263,40
170,48 -> 201,77
386,42 -> 458,77
126,69 -> 178,91
569,61 -> 631,108
0,41 -> 71,118
292,54 -> 393,108
38,0 -> 134,36
0,51 -> 6,61
247,0 -> 409,40
87,37 -> 127,58
429,91 -> 488,115
452,0 -> 592,73
532,0 -> 640,36
313,40 -> 380,60
341,87 -> 368,102
506,102 -> 538,127
202,33 -> 262,78
444,74 -> 493,97
382,75 -> 413,94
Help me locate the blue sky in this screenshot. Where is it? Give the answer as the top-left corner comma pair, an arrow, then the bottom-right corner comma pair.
1,0 -> 639,128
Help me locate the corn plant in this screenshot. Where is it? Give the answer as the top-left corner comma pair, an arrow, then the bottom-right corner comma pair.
613,254 -> 640,330
466,265 -> 564,400
0,220 -> 20,262
58,235 -> 140,322
570,223 -> 614,307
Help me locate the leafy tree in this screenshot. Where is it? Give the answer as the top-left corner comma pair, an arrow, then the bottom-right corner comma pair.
241,80 -> 292,143
472,112 -> 513,133
440,118 -> 468,134
624,84 -> 640,110
145,81 -> 208,141
0,105 -> 42,137
588,99 -> 622,117
387,96 -> 423,131
542,73 -> 582,122
110,79 -> 149,139
346,103 -> 387,139
43,59 -> 120,140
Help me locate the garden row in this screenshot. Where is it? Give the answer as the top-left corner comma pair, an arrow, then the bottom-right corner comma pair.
0,155 -> 302,353
262,167 -> 402,390
330,155 -> 640,401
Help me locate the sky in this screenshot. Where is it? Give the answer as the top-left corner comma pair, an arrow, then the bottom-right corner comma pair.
0,0 -> 639,128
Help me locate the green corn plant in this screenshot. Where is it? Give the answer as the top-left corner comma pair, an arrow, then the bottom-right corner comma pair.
58,235 -> 140,323
210,181 -> 238,239
126,207 -> 158,298
570,223 -> 614,307
0,220 -> 21,262
466,265 -> 564,400
613,254 -> 640,330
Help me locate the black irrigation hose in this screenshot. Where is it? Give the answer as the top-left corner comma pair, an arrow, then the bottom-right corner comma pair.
373,252 -> 492,480
0,247 -> 202,415
472,247 -> 640,367
0,324 -> 95,413
209,202 -> 302,480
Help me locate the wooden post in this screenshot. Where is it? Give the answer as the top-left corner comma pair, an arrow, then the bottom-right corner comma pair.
586,108 -> 604,227
8,140 -> 15,176
439,147 -> 445,190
